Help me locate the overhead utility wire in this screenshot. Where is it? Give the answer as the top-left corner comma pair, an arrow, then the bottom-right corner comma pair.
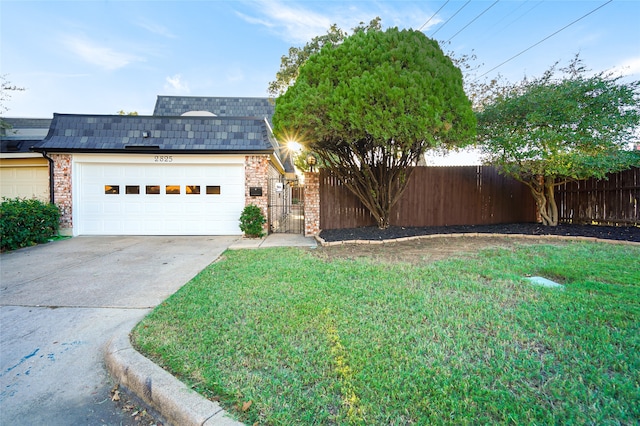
447,0 -> 500,43
476,0 -> 613,79
419,0 -> 450,31
431,0 -> 471,37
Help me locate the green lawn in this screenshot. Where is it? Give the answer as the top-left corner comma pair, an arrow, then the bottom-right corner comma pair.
132,242 -> 640,425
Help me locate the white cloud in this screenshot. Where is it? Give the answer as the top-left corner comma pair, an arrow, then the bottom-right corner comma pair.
611,56 -> 640,77
61,35 -> 140,70
235,12 -> 275,29
237,1 -> 443,45
164,74 -> 190,94
137,20 -> 177,39
236,0 -> 333,44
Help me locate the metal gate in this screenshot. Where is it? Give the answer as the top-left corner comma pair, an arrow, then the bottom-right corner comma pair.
268,177 -> 304,234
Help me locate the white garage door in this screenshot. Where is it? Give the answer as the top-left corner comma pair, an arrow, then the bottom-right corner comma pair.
77,161 -> 244,235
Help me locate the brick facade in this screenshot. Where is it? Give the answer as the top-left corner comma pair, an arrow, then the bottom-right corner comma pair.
244,155 -> 271,235
51,154 -> 73,235
303,171 -> 320,236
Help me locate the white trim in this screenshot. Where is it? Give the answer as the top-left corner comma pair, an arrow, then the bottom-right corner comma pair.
72,153 -> 246,165
0,153 -> 44,159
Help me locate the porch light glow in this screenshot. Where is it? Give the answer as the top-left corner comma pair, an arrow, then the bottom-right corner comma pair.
287,140 -> 302,153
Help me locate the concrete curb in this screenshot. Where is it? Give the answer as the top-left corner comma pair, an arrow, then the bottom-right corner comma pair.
314,233 -> 640,247
105,332 -> 244,426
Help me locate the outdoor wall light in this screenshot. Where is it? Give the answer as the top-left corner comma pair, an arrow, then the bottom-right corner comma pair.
306,154 -> 317,172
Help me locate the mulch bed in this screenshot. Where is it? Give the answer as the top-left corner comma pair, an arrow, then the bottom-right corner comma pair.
319,223 -> 640,243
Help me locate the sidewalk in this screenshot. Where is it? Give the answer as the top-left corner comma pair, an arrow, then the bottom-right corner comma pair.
105,233 -> 316,426
228,233 -> 318,249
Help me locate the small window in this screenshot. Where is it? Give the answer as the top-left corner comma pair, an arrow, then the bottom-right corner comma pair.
166,185 -> 180,194
186,185 -> 200,195
126,185 -> 140,194
206,185 -> 221,195
146,185 -> 160,195
105,185 -> 119,194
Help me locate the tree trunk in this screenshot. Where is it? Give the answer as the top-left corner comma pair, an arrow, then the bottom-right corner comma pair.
527,175 -> 558,226
544,179 -> 559,226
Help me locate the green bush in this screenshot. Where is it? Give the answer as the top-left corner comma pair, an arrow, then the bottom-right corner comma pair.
239,204 -> 266,238
1,197 -> 60,251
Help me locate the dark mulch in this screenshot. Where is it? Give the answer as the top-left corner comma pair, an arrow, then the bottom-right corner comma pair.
319,223 -> 640,243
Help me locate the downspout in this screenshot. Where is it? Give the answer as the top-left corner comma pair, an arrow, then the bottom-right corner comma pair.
41,150 -> 55,204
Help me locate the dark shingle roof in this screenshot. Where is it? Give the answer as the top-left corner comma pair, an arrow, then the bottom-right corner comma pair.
153,96 -> 274,122
1,118 -> 52,130
1,140 -> 44,153
1,118 -> 52,153
36,114 -> 278,154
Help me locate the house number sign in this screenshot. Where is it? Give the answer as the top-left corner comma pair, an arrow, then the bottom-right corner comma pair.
154,155 -> 173,163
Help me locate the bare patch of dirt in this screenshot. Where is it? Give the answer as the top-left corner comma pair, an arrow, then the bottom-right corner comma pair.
312,236 -> 568,265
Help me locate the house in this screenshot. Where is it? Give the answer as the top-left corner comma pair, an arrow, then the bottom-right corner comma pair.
3,97 -> 298,237
31,96 -> 291,236
0,118 -> 52,201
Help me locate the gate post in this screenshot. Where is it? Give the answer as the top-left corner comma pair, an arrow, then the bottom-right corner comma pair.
304,171 -> 320,236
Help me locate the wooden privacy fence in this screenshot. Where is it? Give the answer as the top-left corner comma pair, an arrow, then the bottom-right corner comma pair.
320,166 -> 537,230
555,167 -> 639,225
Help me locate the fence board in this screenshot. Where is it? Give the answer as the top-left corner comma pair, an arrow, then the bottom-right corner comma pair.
555,167 -> 639,225
320,166 -> 537,229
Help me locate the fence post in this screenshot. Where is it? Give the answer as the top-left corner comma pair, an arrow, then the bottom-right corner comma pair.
304,171 -> 320,236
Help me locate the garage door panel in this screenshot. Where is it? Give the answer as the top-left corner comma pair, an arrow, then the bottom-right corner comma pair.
0,166 -> 49,201
77,162 -> 245,235
122,202 -> 144,215
103,203 -> 122,215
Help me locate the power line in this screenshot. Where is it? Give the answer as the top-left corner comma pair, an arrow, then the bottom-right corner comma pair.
495,0 -> 544,36
459,0 -> 542,69
447,0 -> 500,43
476,0 -> 613,79
419,0 -> 450,31
431,0 -> 471,37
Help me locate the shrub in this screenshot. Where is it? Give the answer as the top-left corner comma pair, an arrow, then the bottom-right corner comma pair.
239,204 -> 266,238
0,197 -> 60,251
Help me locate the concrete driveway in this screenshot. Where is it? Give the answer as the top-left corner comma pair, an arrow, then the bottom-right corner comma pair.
0,235 -> 237,425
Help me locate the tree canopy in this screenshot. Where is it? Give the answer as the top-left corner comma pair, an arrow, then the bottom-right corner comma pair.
273,27 -> 476,228
477,58 -> 640,226
268,18 -> 381,98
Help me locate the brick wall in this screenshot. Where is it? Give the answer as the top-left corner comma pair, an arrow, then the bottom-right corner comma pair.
304,171 -> 320,236
51,154 -> 73,235
244,155 -> 270,235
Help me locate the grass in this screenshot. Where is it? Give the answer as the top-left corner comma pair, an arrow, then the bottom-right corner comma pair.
132,242 -> 640,425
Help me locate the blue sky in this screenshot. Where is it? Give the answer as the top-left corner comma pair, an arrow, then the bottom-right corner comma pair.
2,0 -> 639,118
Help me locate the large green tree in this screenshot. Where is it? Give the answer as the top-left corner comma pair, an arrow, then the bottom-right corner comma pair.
477,58 -> 640,226
273,28 -> 476,229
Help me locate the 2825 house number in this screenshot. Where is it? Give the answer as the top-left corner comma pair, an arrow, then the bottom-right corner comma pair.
154,155 -> 173,163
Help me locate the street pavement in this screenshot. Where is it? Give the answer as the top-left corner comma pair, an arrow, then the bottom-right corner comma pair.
0,236 -> 236,425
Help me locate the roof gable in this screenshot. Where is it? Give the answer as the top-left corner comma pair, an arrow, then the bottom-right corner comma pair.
153,96 -> 274,122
